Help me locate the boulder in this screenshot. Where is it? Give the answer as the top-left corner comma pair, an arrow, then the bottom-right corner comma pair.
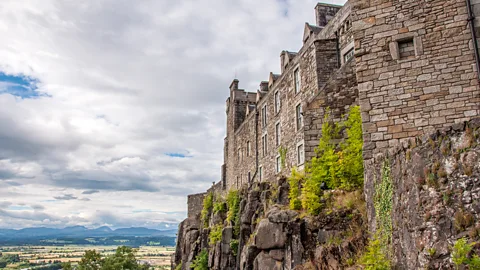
240,245 -> 260,270
254,219 -> 287,249
253,251 -> 283,270
267,208 -> 299,223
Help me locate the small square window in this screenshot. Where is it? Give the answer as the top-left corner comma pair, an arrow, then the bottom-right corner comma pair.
398,38 -> 415,60
343,48 -> 354,63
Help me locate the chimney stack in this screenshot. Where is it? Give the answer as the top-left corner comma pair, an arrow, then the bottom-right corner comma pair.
315,3 -> 342,28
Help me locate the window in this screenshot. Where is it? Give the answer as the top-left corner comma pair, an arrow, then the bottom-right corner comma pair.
247,141 -> 251,157
274,91 -> 281,113
296,104 -> 303,130
259,166 -> 263,181
276,155 -> 281,173
248,172 -> 251,183
237,147 -> 241,161
262,105 -> 267,127
275,122 -> 281,146
236,176 -> 239,188
344,48 -> 354,63
294,68 -> 300,93
297,143 -> 305,165
262,134 -> 268,156
398,38 -> 415,60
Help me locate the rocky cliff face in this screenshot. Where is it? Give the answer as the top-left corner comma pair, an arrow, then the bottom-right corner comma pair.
175,120 -> 480,270
174,179 -> 367,270
365,119 -> 480,269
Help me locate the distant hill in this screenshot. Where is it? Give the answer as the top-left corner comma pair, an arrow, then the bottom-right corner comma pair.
0,225 -> 178,240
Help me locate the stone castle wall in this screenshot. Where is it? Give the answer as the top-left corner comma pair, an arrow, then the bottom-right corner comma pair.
352,0 -> 480,160
223,3 -> 356,191
187,192 -> 206,219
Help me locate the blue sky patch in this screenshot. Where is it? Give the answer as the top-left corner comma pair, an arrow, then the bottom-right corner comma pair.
7,205 -> 33,211
0,72 -> 42,98
165,152 -> 191,158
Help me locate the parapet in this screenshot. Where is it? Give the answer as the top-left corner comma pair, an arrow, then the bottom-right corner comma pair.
187,192 -> 206,219
315,3 -> 342,28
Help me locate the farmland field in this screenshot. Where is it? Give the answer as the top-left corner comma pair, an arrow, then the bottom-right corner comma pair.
0,245 -> 175,269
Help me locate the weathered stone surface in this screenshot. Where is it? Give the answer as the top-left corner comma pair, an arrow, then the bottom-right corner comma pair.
267,207 -> 299,223
254,219 -> 287,250
240,245 -> 260,270
253,252 -> 282,270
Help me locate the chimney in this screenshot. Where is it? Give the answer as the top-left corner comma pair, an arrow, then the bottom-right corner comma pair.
315,3 -> 342,28
229,79 -> 239,92
280,51 -> 286,73
259,81 -> 269,92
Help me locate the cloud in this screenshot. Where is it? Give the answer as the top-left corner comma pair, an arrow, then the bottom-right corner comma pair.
53,194 -> 78,200
0,0 -> 347,229
82,190 -> 99,195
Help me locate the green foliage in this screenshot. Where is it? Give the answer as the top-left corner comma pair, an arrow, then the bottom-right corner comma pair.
213,200 -> 226,214
175,262 -> 183,270
359,235 -> 391,270
101,246 -> 149,270
78,250 -> 102,270
209,224 -> 223,245
201,192 -> 214,227
452,238 -> 479,269
190,249 -> 208,270
288,167 -> 304,210
300,106 -> 364,215
374,160 -> 393,247
62,262 -> 73,270
230,239 -> 239,257
279,147 -> 288,170
338,106 -> 364,190
226,189 -> 241,237
76,246 -> 150,270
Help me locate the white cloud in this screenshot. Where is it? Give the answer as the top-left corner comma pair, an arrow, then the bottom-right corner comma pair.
0,0 -> 346,229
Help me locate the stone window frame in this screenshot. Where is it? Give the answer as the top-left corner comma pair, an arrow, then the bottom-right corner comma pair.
275,120 -> 281,146
275,155 -> 281,173
262,133 -> 268,157
261,104 -> 268,128
259,165 -> 263,182
341,41 -> 355,65
295,102 -> 304,131
274,90 -> 281,114
389,32 -> 423,62
294,67 -> 301,94
297,140 -> 305,166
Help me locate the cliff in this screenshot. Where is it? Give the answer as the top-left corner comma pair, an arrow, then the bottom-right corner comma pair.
174,119 -> 480,270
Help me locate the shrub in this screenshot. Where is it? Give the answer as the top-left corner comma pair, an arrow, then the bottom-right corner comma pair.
451,237 -> 479,269
190,250 -> 208,270
359,235 -> 391,270
213,200 -> 226,214
209,224 -> 223,245
201,192 -> 214,227
230,239 -> 239,257
175,262 -> 182,270
226,189 -> 241,236
288,167 -> 304,210
338,106 -> 364,190
279,147 -> 287,171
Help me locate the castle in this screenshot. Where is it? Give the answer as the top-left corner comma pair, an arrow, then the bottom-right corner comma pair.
186,0 -> 480,220
176,0 -> 480,268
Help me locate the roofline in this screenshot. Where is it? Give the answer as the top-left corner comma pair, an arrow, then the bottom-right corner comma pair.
315,2 -> 343,8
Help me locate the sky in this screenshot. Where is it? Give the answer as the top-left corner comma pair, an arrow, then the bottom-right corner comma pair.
0,0 -> 346,230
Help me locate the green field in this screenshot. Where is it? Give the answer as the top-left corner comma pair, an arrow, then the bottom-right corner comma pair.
0,245 -> 175,270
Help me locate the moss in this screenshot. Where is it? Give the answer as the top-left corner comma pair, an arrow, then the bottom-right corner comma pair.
226,189 -> 241,237
175,262 -> 182,270
230,239 -> 239,257
279,147 -> 287,171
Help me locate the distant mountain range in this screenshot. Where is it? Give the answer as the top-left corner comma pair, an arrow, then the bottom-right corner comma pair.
0,225 -> 178,239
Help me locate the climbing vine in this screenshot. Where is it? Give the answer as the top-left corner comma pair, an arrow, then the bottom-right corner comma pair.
226,189 -> 241,237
